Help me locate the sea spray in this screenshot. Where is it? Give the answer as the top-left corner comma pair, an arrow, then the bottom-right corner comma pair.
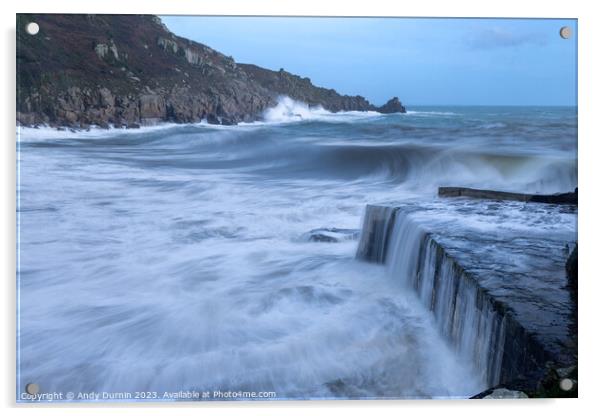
18,106 -> 575,398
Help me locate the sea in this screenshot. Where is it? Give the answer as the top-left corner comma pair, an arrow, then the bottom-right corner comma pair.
16,98 -> 577,400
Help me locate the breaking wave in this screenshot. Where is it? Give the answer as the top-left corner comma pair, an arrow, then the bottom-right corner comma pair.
405,110 -> 458,116
18,104 -> 577,195
17,104 -> 576,399
261,96 -> 383,124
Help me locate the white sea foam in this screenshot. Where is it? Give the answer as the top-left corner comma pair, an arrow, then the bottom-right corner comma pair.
262,96 -> 383,124
16,122 -> 184,141
262,96 -> 330,122
16,105 -> 576,400
405,110 -> 458,116
482,122 -> 507,129
17,153 -> 483,398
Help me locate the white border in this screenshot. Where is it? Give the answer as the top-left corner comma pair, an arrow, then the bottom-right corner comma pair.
3,0 -> 600,415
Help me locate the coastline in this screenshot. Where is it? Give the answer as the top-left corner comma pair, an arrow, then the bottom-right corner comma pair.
16,99 -> 403,139
15,13 -> 578,401
16,14 -> 405,129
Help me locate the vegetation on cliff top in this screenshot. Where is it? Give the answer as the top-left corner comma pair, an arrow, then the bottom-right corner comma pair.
17,14 -> 405,128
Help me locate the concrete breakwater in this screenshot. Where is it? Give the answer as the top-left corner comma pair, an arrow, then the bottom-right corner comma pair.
356,202 -> 577,393
438,186 -> 578,205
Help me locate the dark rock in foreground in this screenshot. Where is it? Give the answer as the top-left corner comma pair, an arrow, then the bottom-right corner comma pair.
438,186 -> 578,205
17,14 -> 406,128
471,364 -> 577,398
475,388 -> 529,399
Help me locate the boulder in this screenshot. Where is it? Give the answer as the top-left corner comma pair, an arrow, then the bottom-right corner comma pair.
303,228 -> 360,243
139,95 -> 166,119
206,113 -> 220,125
220,117 -> 236,126
376,97 -> 406,114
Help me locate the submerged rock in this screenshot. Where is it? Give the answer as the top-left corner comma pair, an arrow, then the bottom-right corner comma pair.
303,228 -> 360,243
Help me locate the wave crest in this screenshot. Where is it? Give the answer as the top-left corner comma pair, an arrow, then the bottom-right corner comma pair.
262,96 -> 330,122
262,96 -> 382,124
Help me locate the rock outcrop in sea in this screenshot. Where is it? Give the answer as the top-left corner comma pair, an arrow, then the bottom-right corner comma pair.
16,14 -> 406,128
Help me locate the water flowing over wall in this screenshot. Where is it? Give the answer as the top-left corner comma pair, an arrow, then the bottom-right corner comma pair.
356,205 -> 553,388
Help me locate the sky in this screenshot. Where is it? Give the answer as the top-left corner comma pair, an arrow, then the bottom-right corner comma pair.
160,16 -> 577,107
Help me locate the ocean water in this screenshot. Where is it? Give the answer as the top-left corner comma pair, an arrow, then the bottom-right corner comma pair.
16,101 -> 577,400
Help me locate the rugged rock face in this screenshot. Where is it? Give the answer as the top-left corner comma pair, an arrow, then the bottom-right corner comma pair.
376,97 -> 406,114
16,14 -> 406,128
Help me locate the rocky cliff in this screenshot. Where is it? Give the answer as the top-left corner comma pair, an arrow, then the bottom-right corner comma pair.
16,14 -> 406,128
